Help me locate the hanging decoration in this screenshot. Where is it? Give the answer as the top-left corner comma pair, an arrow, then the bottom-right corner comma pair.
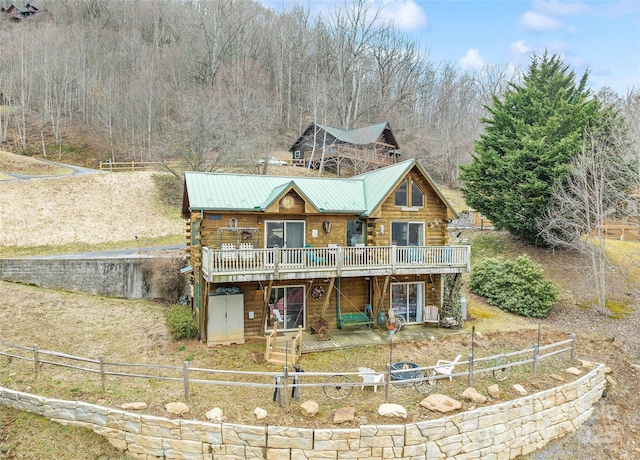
280,196 -> 296,209
311,285 -> 325,300
323,220 -> 332,233
228,217 -> 238,230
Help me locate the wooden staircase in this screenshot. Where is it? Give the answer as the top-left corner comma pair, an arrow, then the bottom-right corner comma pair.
265,323 -> 303,366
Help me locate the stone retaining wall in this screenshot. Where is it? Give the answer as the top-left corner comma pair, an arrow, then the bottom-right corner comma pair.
0,257 -> 156,298
0,365 -> 605,459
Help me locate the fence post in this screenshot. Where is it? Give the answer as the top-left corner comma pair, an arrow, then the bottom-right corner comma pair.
532,343 -> 539,376
33,344 -> 39,379
183,361 -> 190,401
570,333 -> 576,362
385,363 -> 391,403
283,365 -> 289,408
99,357 -> 106,393
467,353 -> 474,388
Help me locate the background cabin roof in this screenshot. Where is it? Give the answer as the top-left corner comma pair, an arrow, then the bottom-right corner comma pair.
289,121 -> 400,153
182,159 -> 458,219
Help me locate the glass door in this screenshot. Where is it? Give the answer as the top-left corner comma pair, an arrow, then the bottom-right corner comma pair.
267,286 -> 305,331
391,282 -> 424,323
265,221 -> 305,264
391,222 -> 424,246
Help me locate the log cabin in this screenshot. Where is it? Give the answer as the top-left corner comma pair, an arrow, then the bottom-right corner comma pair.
289,121 -> 400,174
181,158 -> 470,346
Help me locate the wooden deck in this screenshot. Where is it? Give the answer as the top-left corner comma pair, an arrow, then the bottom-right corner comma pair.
202,245 -> 470,282
298,323 -> 461,354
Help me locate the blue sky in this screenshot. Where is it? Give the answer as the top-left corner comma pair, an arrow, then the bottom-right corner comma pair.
259,1 -> 640,96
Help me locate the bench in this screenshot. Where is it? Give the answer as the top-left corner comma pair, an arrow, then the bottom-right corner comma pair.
338,305 -> 373,329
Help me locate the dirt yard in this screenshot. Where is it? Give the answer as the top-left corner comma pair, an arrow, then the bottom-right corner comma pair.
0,152 -> 638,459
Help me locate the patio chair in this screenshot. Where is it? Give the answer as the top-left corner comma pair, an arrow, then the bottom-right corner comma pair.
358,367 -> 385,393
305,244 -> 325,265
219,243 -> 237,263
434,354 -> 462,380
238,242 -> 255,264
423,305 -> 440,327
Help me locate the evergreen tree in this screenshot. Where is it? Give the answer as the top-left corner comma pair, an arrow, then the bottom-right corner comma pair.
460,53 -> 604,244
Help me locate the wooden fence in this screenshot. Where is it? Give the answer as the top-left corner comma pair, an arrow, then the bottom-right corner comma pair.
0,332 -> 575,408
99,161 -> 173,172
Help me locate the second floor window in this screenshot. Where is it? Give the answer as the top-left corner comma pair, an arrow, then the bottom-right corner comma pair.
395,178 -> 424,207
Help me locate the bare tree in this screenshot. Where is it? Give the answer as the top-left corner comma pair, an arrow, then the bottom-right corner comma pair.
539,120 -> 637,314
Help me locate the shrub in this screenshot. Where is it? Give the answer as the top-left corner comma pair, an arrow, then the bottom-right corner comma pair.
141,256 -> 187,303
166,305 -> 198,340
469,255 -> 558,317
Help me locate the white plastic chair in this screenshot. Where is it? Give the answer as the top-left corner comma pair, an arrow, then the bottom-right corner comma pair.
358,367 -> 385,393
434,354 -> 462,380
422,305 -> 440,327
238,242 -> 254,263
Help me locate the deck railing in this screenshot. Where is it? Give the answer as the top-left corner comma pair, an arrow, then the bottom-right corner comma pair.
202,245 -> 470,281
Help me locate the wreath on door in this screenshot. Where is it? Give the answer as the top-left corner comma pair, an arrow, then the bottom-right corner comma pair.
311,286 -> 325,300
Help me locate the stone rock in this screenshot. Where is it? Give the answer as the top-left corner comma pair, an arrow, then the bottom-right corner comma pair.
420,394 -> 462,413
605,375 -> 616,386
461,387 -> 487,404
550,374 -> 566,382
631,364 -> 640,371
487,384 -> 500,399
121,402 -> 147,410
603,367 -> 612,374
333,407 -> 355,424
580,359 -> 594,368
165,402 -> 190,416
254,407 -> 267,420
205,407 -> 223,422
475,331 -> 483,338
566,367 -> 583,376
513,384 -> 527,396
300,400 -> 319,417
377,403 -> 407,419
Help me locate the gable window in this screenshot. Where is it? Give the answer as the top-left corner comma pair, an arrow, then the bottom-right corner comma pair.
395,179 -> 408,206
395,178 -> 424,208
411,182 -> 423,207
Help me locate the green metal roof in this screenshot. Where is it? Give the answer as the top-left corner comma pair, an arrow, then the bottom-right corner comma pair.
183,159 -> 459,218
317,122 -> 391,146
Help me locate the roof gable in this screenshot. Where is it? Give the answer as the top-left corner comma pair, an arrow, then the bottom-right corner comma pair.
183,159 -> 459,219
289,122 -> 400,153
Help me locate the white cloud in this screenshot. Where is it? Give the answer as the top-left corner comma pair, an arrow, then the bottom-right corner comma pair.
510,40 -> 532,56
380,0 -> 428,31
519,11 -> 564,31
533,1 -> 590,17
459,49 -> 485,71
